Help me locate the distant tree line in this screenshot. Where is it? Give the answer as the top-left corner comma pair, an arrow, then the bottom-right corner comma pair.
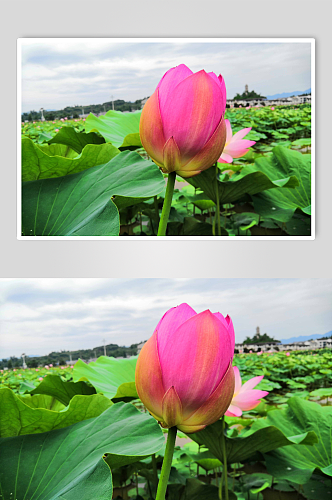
21,98 -> 148,122
0,342 -> 140,369
243,332 -> 280,345
233,90 -> 266,101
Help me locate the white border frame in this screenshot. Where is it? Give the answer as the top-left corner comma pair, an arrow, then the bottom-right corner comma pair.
17,37 -> 315,240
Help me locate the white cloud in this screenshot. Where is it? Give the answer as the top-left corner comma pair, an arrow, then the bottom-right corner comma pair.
0,279 -> 331,359
20,40 -> 312,112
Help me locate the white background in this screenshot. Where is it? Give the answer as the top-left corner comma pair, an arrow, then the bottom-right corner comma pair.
1,0 -> 331,278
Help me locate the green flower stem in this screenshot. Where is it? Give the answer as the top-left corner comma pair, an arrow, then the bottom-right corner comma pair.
221,416 -> 229,500
215,163 -> 221,236
157,171 -> 176,236
155,426 -> 177,500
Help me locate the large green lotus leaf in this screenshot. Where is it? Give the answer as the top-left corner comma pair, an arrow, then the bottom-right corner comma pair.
256,397 -> 332,483
85,110 -> 142,148
18,393 -> 65,411
29,374 -> 96,405
48,126 -> 105,153
251,147 -> 311,221
22,151 -> 165,236
0,387 -> 112,437
38,143 -> 78,158
0,402 -> 164,500
189,416 -> 317,464
187,157 -> 299,206
73,356 -> 138,400
22,137 -> 120,181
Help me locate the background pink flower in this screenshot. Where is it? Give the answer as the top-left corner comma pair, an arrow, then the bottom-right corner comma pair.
218,119 -> 256,164
271,107 -> 275,110
225,366 -> 269,417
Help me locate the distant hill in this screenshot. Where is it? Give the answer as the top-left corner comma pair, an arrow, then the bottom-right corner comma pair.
266,88 -> 311,100
280,330 -> 332,344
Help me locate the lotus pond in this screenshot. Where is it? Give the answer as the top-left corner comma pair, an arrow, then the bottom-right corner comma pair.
21,104 -> 311,237
1,349 -> 330,499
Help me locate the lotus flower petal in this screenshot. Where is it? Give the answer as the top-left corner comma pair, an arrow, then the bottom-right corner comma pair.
181,360 -> 234,427
177,423 -> 207,433
225,119 -> 233,144
157,64 -> 193,116
179,117 -> 226,174
158,310 -> 232,418
139,89 -> 165,165
224,140 -> 256,158
161,70 -> 224,162
163,136 -> 182,173
218,152 -> 233,164
240,375 -> 264,393
162,386 -> 183,427
233,366 -> 242,395
157,303 -> 197,361
214,313 -> 235,354
225,403 -> 243,417
135,330 -> 164,420
231,127 -> 252,142
225,367 -> 269,416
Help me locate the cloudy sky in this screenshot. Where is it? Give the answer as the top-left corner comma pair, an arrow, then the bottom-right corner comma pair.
20,39 -> 312,113
0,278 -> 331,359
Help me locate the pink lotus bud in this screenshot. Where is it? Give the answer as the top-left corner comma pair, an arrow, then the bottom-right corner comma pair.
38,377 -> 43,381
55,129 -> 59,132
33,121 -> 35,124
225,367 -> 269,417
249,350 -> 252,353
218,119 -> 256,164
61,366 -> 64,369
139,64 -> 227,178
271,107 -> 275,110
13,369 -> 16,372
70,365 -> 74,369
35,369 -> 39,372
45,365 -> 49,369
49,364 -> 53,367
135,303 -> 235,433
286,352 -> 290,356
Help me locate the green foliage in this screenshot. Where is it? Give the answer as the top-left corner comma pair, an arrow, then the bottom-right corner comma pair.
73,355 -> 138,401
85,110 -> 142,147
189,415 -> 317,464
259,398 -> 332,482
21,105 -> 312,236
0,402 -> 164,500
29,374 -> 96,405
0,388 -> 112,437
48,126 -> 105,153
22,151 -> 165,236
